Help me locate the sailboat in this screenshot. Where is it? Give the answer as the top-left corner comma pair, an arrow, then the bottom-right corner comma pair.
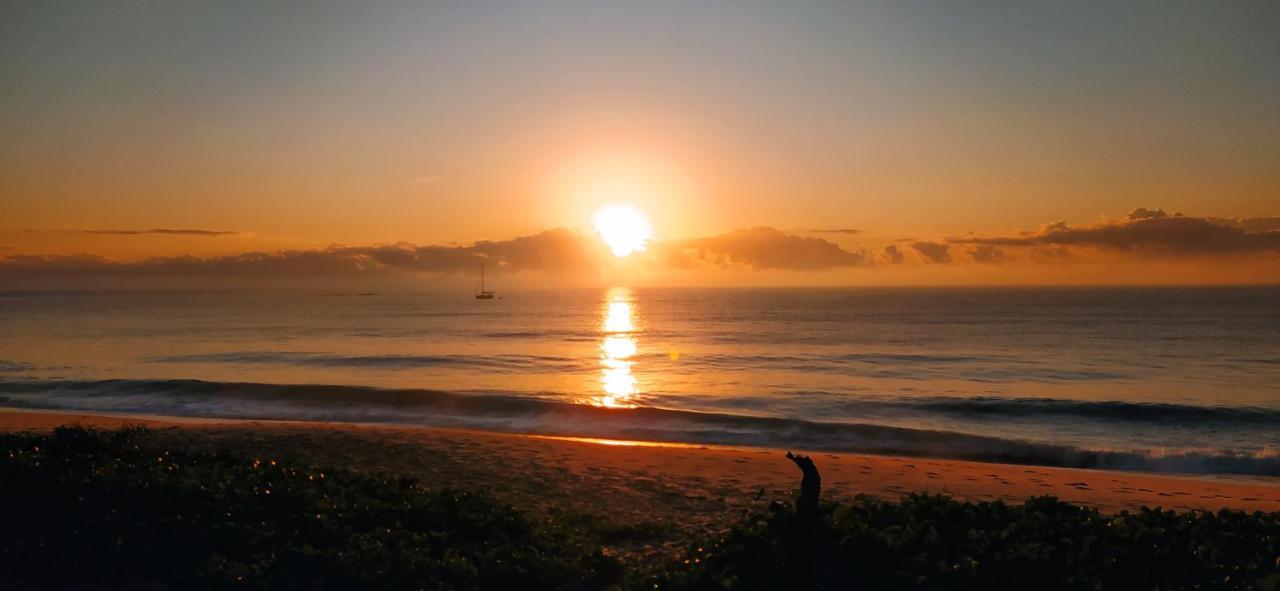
474,262 -> 496,300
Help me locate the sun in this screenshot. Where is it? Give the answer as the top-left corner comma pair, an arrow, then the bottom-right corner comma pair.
593,204 -> 653,257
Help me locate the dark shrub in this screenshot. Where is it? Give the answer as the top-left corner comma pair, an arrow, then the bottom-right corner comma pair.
0,427 -> 620,590
650,494 -> 1280,590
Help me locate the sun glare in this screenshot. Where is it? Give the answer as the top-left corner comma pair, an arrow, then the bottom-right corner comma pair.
592,204 -> 653,257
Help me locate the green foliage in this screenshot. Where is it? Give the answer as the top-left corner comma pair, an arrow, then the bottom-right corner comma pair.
0,426 -> 620,590
650,494 -> 1280,591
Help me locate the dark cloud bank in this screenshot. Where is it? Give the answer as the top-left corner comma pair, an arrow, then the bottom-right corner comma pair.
889,210 -> 1280,265
948,210 -> 1280,262
1,210 -> 1276,284
0,227 -> 869,283
804,228 -> 860,235
83,228 -> 240,236
909,241 -> 953,264
660,227 -> 868,270
0,229 -> 591,281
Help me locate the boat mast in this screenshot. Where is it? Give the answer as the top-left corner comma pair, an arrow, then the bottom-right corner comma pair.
475,260 -> 494,298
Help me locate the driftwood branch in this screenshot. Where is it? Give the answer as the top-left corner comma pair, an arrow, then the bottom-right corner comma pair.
785,451 -> 823,588
786,451 -> 821,525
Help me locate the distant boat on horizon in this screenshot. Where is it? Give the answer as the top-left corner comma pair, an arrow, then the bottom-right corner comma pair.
475,262 -> 496,300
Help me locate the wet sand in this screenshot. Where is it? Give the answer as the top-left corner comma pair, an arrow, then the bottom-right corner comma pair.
3,408 -> 1278,559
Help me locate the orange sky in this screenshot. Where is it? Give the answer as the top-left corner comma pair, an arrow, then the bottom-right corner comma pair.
2,2 -> 1278,287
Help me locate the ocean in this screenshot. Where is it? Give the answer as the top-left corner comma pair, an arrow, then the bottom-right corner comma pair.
1,286 -> 1277,476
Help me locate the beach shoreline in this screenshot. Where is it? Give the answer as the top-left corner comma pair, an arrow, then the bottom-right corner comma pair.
3,407 -> 1277,519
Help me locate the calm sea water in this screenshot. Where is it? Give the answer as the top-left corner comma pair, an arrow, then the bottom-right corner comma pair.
1,287 -> 1277,475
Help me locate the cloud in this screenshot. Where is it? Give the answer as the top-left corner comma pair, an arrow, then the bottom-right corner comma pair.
0,226 -> 868,283
1206,216 -> 1280,233
952,214 -> 1280,256
968,244 -> 1009,263
0,228 -> 601,282
804,228 -> 860,235
660,227 -> 868,270
5,213 -> 1276,285
880,245 -> 904,264
1126,208 -> 1174,221
84,228 -> 239,236
1239,217 -> 1280,233
910,241 -> 952,264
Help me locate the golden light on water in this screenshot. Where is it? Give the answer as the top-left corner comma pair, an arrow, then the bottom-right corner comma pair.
598,288 -> 639,407
529,435 -> 702,449
604,301 -> 635,332
602,336 -> 637,359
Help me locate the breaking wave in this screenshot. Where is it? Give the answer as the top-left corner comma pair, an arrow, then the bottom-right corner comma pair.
823,395 -> 1280,426
1,378 -> 1276,477
153,351 -> 591,373
152,348 -> 1130,383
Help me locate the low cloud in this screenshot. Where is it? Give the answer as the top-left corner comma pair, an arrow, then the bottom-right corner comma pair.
910,241 -> 952,264
84,228 -> 240,236
804,228 -> 860,235
951,212 -> 1280,257
1206,216 -> 1280,233
1126,208 -> 1172,221
4,211 -> 1276,285
880,245 -> 904,265
660,227 -> 868,270
967,244 -> 1009,264
0,228 -> 598,282
0,226 -> 868,282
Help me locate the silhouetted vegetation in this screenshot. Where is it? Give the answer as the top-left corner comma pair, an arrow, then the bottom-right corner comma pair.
2,427 -> 1279,590
0,426 -> 619,590
651,495 -> 1280,590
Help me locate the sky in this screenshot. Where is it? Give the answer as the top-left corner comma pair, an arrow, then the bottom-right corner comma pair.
2,1 -> 1278,287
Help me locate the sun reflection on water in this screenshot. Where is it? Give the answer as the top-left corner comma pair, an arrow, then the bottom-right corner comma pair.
603,301 -> 634,333
598,289 -> 639,407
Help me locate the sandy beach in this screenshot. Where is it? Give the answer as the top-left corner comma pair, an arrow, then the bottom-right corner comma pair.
5,407 -> 1278,558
